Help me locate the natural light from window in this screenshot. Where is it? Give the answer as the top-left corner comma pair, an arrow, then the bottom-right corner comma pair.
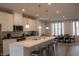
51,22 -> 64,36
73,21 -> 79,36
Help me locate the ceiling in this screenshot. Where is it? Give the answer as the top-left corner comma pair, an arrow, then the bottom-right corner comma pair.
0,3 -> 79,22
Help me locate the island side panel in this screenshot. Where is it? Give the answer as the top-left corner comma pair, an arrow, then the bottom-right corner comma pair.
10,45 -> 24,56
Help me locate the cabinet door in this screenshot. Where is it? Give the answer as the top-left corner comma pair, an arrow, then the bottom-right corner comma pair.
0,12 -> 13,31
13,12 -> 24,25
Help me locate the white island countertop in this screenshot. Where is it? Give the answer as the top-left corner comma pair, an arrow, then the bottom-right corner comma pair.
11,37 -> 54,47
10,37 -> 55,56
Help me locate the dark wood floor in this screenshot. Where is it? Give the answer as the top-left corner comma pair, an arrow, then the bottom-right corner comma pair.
54,42 -> 79,56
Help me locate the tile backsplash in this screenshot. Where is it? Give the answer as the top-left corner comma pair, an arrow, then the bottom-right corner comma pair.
0,31 -> 38,39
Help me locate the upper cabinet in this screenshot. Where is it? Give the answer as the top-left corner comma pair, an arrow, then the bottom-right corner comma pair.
13,12 -> 24,25
0,12 -> 13,31
0,11 -> 40,32
13,12 -> 38,31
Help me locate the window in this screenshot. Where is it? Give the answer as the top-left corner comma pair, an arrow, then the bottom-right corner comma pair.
73,21 -> 79,36
51,22 -> 64,36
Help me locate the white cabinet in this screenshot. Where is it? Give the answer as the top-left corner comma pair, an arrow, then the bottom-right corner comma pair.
3,39 -> 17,56
0,12 -> 13,31
13,12 -> 24,25
0,11 -> 41,32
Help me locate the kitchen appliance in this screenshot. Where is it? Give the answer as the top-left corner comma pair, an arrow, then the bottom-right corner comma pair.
13,25 -> 23,31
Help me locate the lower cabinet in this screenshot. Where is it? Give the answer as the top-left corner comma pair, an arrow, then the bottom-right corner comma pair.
1,39 -> 17,56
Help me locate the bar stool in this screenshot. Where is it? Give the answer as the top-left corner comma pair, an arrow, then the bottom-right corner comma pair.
40,47 -> 48,56
47,43 -> 55,56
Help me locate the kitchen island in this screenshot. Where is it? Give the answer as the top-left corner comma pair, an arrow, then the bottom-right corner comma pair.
10,37 -> 55,56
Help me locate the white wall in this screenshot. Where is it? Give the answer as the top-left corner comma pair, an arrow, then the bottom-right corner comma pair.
64,21 -> 73,35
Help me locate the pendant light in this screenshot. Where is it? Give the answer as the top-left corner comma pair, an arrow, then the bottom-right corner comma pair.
22,8 -> 29,29
45,22 -> 49,30
46,26 -> 49,29
38,25 -> 42,29
25,24 -> 29,28
37,5 -> 42,30
25,18 -> 29,28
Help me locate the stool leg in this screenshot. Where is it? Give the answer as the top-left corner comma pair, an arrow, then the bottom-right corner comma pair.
40,48 -> 47,56
52,44 -> 56,56
54,43 -> 59,56
50,44 -> 55,56
47,44 -> 54,56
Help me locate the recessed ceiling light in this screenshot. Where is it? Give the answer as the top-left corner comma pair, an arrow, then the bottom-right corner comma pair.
48,3 -> 51,5
63,16 -> 67,19
22,9 -> 25,11
56,10 -> 59,14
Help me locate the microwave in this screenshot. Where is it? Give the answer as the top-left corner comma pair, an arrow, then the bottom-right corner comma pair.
13,25 -> 23,31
